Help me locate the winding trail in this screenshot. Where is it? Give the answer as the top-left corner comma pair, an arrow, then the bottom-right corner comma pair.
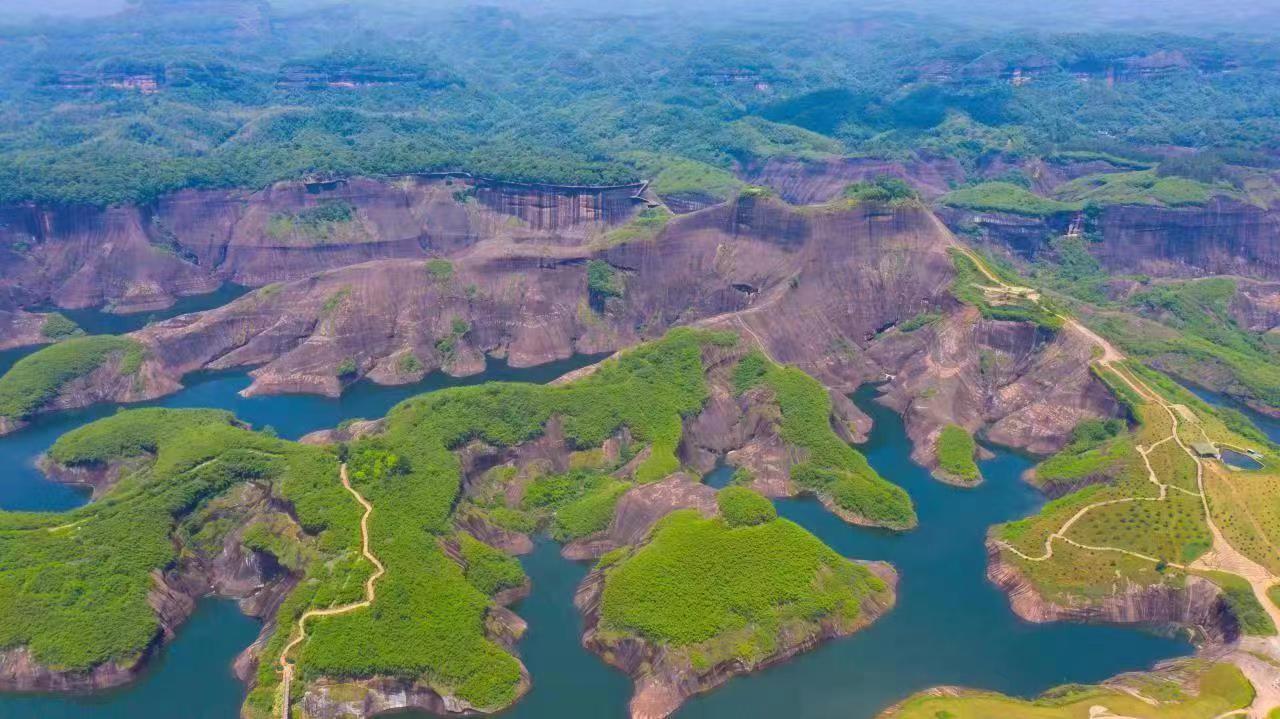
277,463 -> 384,719
956,245 -> 1280,643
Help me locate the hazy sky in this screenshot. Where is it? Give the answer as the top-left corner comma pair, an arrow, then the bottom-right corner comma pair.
2,0 -> 130,18
2,0 -> 1278,36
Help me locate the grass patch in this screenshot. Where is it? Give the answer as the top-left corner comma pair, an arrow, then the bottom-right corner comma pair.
716,486 -> 776,527
267,201 -> 359,243
940,182 -> 1078,216
0,336 -> 144,420
882,661 -> 1252,719
426,258 -> 454,282
936,425 -> 980,483
598,510 -> 887,655
1053,170 -> 1225,207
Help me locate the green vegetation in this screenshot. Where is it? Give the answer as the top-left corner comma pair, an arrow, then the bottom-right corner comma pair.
2,4 -> 1280,208
841,175 -> 918,204
426,259 -> 455,282
321,287 -> 351,316
883,661 -> 1254,719
898,311 -> 942,333
598,509 -> 887,662
716,486 -> 777,527
1033,419 -> 1131,486
732,352 -> 915,528
731,350 -> 769,395
39,313 -> 81,340
940,182 -> 1078,216
456,532 -> 526,596
586,260 -> 624,300
519,469 -> 633,541
598,207 -> 671,248
0,336 -> 143,420
397,353 -> 423,374
1194,570 -> 1277,636
949,250 -> 1063,330
0,409 -> 364,687
267,201 -> 359,242
936,425 -> 980,483
1079,277 -> 1280,410
634,155 -> 743,202
289,328 -> 738,709
1054,170 -> 1224,207
335,358 -> 358,377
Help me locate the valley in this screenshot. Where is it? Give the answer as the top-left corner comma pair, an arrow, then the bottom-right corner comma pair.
2,1 -> 1280,717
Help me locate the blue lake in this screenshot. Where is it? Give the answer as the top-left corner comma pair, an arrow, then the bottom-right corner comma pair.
0,374 -> 1193,718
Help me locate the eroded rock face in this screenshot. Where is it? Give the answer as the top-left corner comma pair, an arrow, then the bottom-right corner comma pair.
741,156 -> 965,203
947,198 -> 1280,281
0,176 -> 643,313
870,305 -> 1120,468
32,197 -> 954,407
987,544 -> 1238,644
0,309 -> 53,350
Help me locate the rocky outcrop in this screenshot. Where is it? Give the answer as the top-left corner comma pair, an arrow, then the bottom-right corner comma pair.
576,560 -> 898,719
0,176 -> 643,313
0,309 -> 54,350
26,197 -> 951,407
949,198 -> 1280,281
987,543 -> 1238,644
299,667 -> 531,719
870,305 -> 1120,468
741,156 -> 965,203
6,194 -> 1121,464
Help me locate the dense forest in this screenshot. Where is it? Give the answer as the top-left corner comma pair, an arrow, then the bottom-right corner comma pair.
0,0 -> 1278,205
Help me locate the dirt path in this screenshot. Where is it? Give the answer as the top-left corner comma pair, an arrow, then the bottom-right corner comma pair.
277,463 -> 384,719
691,270 -> 797,365
956,246 -> 1280,640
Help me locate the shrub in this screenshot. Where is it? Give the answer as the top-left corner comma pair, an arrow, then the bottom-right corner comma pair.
841,175 -> 917,204
39,313 -> 81,340
336,358 -> 358,377
717,486 -> 776,527
456,532 -> 526,595
936,425 -> 980,483
398,353 -> 423,374
587,260 -> 623,299
426,259 -> 454,282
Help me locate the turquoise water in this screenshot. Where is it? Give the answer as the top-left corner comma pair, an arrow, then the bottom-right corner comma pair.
1188,385 -> 1280,444
0,380 -> 1193,717
31,284 -> 250,337
0,355 -> 604,512
1,285 -> 250,378
0,600 -> 260,719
